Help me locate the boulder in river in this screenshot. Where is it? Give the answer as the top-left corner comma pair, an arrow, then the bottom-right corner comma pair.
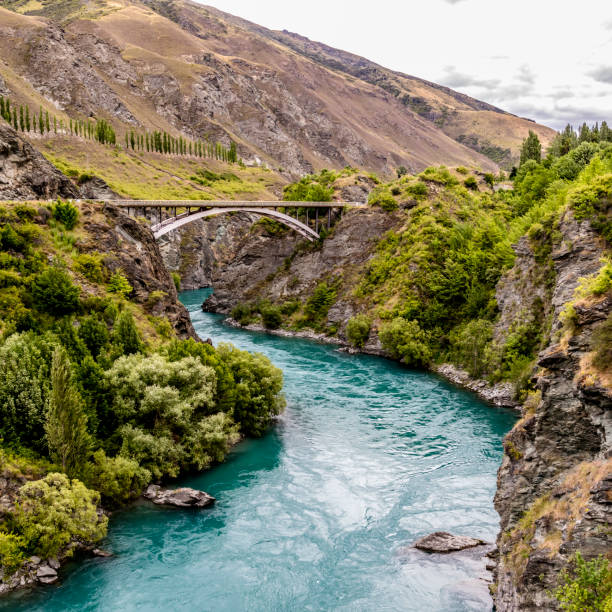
143,485 -> 215,508
36,564 -> 58,585
413,532 -> 487,553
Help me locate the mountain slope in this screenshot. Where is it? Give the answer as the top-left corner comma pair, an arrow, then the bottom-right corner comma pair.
0,0 -> 554,178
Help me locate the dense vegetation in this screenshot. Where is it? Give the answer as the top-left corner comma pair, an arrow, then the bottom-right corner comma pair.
0,202 -> 284,579
0,94 -> 237,163
231,126 -> 612,401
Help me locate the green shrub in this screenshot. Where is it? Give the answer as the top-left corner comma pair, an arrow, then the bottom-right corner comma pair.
368,188 -> 398,211
419,166 -> 459,186
261,304 -> 282,329
405,181 -> 428,198
304,282 -> 336,323
555,552 -> 612,612
280,300 -> 300,316
171,272 -> 181,292
231,303 -> 253,326
379,318 -> 432,366
112,311 -> 142,355
107,271 -> 132,298
346,314 -> 371,348
456,166 -> 469,175
464,176 -> 478,191
84,450 -> 150,508
14,473 -> 107,559
0,532 -> 26,577
74,253 -> 105,284
78,314 -> 110,358
52,200 -> 79,230
31,266 -> 80,316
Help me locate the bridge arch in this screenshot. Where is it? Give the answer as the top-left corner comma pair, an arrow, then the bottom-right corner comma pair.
152,207 -> 320,241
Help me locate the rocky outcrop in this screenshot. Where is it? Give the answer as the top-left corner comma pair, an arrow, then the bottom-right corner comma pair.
0,123 -> 78,200
143,485 -> 215,508
77,202 -> 196,339
493,210 -> 612,611
78,176 -> 120,200
413,532 -> 488,553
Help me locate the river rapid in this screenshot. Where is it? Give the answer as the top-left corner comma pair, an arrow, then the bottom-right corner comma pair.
2,289 -> 516,611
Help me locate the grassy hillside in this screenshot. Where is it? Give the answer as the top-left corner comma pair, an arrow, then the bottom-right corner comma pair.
0,0 -> 553,178
36,136 -> 285,200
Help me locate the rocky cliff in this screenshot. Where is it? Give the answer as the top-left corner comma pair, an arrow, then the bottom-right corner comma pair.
493,210 -> 612,610
0,122 -> 79,200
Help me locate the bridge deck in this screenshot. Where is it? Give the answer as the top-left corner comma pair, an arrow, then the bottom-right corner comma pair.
107,200 -> 364,209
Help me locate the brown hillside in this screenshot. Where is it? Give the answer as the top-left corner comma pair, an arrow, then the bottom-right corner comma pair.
0,0 -> 554,177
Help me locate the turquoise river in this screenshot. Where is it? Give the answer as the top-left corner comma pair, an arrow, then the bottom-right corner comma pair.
2,289 -> 516,612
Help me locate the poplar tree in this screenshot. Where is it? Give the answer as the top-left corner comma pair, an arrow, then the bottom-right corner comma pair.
25,106 -> 30,131
12,109 -> 18,131
19,106 -> 24,131
229,141 -> 237,163
519,130 -> 541,166
130,131 -> 135,150
45,110 -> 50,133
601,121 -> 612,142
0,96 -> 4,120
46,346 -> 91,479
39,107 -> 44,134
54,116 -> 57,133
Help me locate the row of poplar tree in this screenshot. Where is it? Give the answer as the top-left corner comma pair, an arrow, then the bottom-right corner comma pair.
124,129 -> 237,162
0,94 -> 237,162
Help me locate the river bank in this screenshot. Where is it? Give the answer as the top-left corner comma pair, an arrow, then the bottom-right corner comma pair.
220,316 -> 520,410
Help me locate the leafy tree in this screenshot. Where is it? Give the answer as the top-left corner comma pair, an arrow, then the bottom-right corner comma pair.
107,271 -> 132,298
31,266 -> 80,316
78,314 -> 110,358
14,473 -> 107,559
112,310 -> 142,355
304,282 -> 336,323
0,333 -> 53,452
46,346 -> 91,478
346,314 -> 371,348
449,319 -> 494,377
0,532 -> 26,576
216,343 -> 285,437
520,130 -> 542,166
53,199 -> 79,230
83,450 -> 150,508
379,318 -> 432,366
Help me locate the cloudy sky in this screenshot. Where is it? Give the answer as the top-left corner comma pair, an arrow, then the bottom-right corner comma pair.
199,0 -> 612,131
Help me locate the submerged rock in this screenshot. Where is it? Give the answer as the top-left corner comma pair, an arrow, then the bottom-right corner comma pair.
143,485 -> 215,508
413,532 -> 488,553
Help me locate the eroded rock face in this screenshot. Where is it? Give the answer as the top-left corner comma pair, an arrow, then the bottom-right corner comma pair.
78,203 -> 196,340
0,123 -> 79,200
413,532 -> 487,553
493,211 -> 612,611
144,485 -> 215,508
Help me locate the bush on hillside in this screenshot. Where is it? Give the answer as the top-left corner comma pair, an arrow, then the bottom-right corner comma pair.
52,200 -> 79,230
449,319 -> 494,378
31,266 -> 80,316
346,314 -> 371,348
13,473 -> 107,560
379,318 -> 431,367
555,552 -> 612,611
83,450 -> 150,508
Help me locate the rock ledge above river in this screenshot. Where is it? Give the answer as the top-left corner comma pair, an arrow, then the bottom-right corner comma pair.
143,485 -> 215,508
414,532 -> 488,553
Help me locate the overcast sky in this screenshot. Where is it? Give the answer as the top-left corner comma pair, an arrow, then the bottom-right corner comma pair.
198,0 -> 612,131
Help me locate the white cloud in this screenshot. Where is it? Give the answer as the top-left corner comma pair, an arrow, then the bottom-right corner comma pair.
197,0 -> 612,130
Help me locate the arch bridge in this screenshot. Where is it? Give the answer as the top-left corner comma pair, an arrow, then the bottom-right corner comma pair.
110,200 -> 364,241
